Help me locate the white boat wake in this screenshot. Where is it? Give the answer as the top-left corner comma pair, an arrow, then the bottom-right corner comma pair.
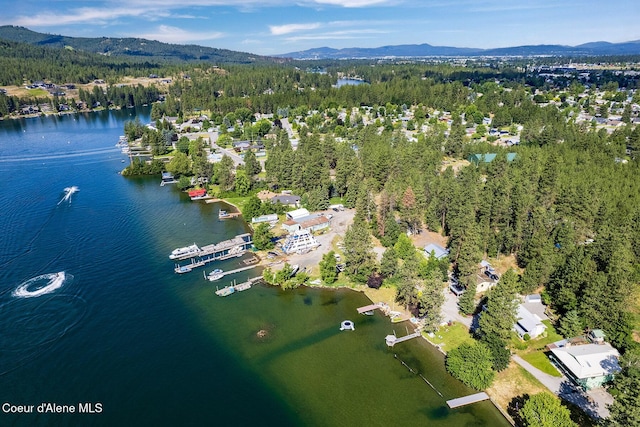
12,272 -> 67,298
57,186 -> 79,205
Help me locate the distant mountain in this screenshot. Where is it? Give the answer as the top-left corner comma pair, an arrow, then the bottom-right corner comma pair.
0,26 -> 275,64
279,40 -> 640,59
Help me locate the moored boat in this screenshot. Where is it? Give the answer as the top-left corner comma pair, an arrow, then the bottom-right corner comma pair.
208,269 -> 224,281
169,244 -> 200,259
215,285 -> 235,297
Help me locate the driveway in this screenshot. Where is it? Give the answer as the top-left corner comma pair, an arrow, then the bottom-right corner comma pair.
512,355 -> 612,419
440,289 -> 472,328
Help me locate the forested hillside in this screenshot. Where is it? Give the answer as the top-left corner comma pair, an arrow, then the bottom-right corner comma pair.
0,26 -> 273,63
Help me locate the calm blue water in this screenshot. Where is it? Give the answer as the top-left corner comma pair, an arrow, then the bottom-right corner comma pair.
335,78 -> 368,88
0,109 -> 509,426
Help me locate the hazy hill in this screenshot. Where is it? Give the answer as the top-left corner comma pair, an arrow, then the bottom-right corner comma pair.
0,26 -> 274,64
279,40 -> 640,59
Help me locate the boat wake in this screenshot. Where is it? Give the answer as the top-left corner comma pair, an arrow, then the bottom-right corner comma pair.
57,186 -> 79,205
12,272 -> 68,298
1,273 -> 85,376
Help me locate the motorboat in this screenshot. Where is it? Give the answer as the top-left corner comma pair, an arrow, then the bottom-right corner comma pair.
208,269 -> 224,281
169,244 -> 200,259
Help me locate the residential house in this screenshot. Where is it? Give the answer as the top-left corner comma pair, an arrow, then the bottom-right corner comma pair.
548,339 -> 621,390
273,196 -> 301,208
514,304 -> 547,339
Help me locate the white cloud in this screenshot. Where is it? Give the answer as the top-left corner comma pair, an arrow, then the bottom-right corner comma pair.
136,25 -> 224,43
269,23 -> 321,35
11,7 -> 154,27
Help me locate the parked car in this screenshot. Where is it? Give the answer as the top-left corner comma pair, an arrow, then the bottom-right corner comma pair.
449,283 -> 465,296
484,270 -> 499,281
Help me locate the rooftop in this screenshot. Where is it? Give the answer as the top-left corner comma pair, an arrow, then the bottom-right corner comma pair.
550,342 -> 620,379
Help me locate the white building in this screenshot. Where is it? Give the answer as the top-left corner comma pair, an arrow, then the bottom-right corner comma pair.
514,304 -> 547,339
281,230 -> 319,254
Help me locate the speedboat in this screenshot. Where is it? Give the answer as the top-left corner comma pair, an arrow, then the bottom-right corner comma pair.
208,269 -> 224,281
169,244 -> 200,259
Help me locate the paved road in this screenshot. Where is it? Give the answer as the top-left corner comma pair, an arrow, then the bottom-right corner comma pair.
206,130 -> 245,166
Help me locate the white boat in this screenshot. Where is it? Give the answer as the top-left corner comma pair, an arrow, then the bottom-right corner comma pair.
175,265 -> 192,274
219,210 -> 231,219
169,243 -> 200,259
207,269 -> 224,281
215,285 -> 235,297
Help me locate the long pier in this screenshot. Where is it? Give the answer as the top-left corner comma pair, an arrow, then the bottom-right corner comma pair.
206,264 -> 258,280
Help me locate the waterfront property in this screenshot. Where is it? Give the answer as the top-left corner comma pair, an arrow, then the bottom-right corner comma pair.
548,337 -> 621,390
282,213 -> 331,233
281,229 -> 319,254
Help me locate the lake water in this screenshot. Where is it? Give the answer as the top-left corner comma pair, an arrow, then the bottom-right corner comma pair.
335,78 -> 368,88
0,109 -> 509,426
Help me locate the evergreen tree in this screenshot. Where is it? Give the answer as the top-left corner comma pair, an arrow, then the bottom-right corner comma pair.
458,287 -> 476,315
477,269 -> 519,343
253,223 -> 275,250
319,251 -> 338,284
343,217 -> 376,284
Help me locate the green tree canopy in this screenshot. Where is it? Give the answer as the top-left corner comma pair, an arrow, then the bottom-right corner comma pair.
445,342 -> 495,390
520,393 -> 577,427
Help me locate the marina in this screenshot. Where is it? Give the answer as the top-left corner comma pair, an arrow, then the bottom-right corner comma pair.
171,233 -> 253,273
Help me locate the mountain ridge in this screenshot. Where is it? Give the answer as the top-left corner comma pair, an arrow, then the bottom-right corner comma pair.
0,25 -> 278,64
278,40 -> 640,59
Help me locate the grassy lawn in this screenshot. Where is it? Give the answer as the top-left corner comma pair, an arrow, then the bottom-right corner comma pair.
509,319 -> 564,377
27,88 -> 49,97
425,322 -> 473,352
487,363 -> 549,416
521,351 -> 562,377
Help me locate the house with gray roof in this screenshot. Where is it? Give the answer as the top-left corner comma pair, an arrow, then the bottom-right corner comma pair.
548,340 -> 620,390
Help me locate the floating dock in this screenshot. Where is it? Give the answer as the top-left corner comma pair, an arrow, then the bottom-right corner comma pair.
215,277 -> 262,297
173,234 -> 253,273
446,392 -> 490,408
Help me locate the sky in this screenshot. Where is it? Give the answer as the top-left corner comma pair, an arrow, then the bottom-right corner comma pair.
2,0 -> 639,55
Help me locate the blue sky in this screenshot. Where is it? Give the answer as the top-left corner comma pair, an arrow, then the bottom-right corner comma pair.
2,0 -> 639,55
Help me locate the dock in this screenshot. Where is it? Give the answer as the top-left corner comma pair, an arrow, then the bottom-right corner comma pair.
357,304 -> 381,315
385,331 -> 421,347
172,234 -> 253,274
207,264 -> 258,280
215,277 -> 262,297
446,392 -> 490,408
